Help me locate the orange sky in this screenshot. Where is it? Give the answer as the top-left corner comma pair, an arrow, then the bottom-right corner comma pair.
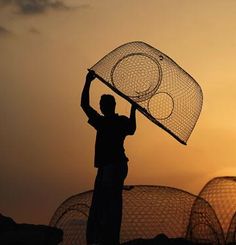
1,0 -> 236,224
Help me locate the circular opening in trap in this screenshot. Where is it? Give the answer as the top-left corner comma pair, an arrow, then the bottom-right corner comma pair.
111,53 -> 162,102
148,92 -> 174,120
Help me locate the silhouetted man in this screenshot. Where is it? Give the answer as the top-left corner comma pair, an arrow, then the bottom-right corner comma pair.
81,70 -> 136,245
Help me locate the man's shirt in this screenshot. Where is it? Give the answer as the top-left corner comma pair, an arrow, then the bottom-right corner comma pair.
87,108 -> 134,168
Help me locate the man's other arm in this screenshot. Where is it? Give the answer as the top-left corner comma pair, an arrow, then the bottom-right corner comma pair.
81,71 -> 96,117
128,104 -> 137,135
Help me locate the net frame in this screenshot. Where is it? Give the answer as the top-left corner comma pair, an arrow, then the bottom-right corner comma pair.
89,41 -> 203,145
197,176 -> 236,242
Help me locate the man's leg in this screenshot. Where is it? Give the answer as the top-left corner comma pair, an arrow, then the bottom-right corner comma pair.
100,162 -> 128,245
111,162 -> 128,244
86,168 -> 103,245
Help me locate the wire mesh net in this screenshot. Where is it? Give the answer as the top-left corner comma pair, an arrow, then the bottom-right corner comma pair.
186,196 -> 224,244
196,177 -> 236,244
49,185 -> 224,245
50,178 -> 236,244
90,41 -> 203,144
49,192 -> 92,245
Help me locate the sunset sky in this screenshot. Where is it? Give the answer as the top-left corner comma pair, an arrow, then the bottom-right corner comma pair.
1,0 -> 236,225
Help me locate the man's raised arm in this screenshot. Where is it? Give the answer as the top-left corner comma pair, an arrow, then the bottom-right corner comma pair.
128,104 -> 137,135
81,71 -> 96,117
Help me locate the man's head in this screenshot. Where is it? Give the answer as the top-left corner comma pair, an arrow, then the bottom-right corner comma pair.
100,94 -> 116,116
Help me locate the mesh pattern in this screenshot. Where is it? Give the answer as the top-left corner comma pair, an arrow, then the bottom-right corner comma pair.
186,197 -> 224,244
90,41 -> 203,144
49,191 -> 92,245
49,185 -> 219,245
197,177 -> 236,243
49,179 -> 236,244
121,186 -> 195,241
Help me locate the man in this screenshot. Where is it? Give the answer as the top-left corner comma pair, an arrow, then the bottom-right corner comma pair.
81,70 -> 137,245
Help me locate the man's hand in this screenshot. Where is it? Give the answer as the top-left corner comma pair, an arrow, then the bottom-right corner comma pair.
131,103 -> 137,111
81,70 -> 96,115
86,70 -> 96,83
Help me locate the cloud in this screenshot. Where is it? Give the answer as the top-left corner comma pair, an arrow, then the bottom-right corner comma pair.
0,0 -> 70,14
0,0 -> 11,7
19,0 -> 69,14
74,4 -> 91,10
29,27 -> 40,34
0,26 -> 11,36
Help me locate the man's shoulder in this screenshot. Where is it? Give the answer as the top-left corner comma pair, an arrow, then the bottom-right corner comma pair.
117,114 -> 129,121
116,114 -> 129,120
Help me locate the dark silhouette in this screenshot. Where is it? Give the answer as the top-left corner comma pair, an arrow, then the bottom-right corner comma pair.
81,70 -> 136,245
0,213 -> 63,244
